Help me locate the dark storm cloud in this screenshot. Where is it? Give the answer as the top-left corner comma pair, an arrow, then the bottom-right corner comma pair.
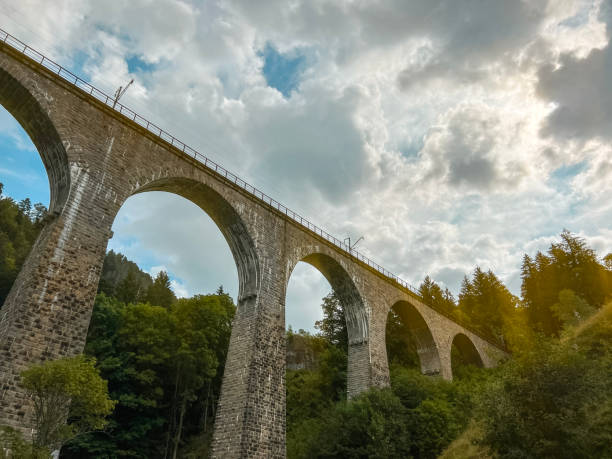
421,106 -> 504,191
397,0 -> 548,89
537,6 -> 612,141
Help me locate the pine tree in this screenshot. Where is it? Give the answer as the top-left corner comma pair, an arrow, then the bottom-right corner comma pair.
146,271 -> 176,308
315,292 -> 348,350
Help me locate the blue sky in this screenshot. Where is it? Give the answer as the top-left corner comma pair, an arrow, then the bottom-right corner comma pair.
260,43 -> 309,98
0,108 -> 49,206
1,0 -> 612,332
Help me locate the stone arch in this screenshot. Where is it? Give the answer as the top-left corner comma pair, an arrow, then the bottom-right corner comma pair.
287,251 -> 367,345
386,300 -> 442,376
450,333 -> 484,373
132,177 -> 259,302
286,249 -> 369,396
0,65 -> 70,215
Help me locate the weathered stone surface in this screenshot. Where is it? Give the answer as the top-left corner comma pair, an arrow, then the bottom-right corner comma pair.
0,42 -> 507,457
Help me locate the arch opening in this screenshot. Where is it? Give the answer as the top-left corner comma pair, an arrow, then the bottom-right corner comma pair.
0,104 -> 53,307
284,252 -> 366,454
450,333 -> 484,378
62,184 -> 251,457
134,177 -> 258,302
298,253 -> 368,345
0,65 -> 70,214
285,260 -> 346,381
386,301 -> 441,376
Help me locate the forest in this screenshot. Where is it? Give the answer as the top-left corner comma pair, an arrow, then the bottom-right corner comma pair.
0,182 -> 611,458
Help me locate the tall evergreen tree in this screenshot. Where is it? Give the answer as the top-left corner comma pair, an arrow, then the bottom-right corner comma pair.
458,267 -> 518,342
146,271 -> 177,308
315,292 -> 348,350
521,230 -> 611,335
418,275 -> 456,317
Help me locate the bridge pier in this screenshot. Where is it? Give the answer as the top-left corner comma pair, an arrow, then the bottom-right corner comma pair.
0,166 -> 113,433
211,252 -> 286,458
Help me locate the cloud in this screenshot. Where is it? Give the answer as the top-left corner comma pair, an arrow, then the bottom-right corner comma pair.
286,262 -> 330,332
395,0 -> 548,89
108,192 -> 239,301
417,105 -> 532,192
538,44 -> 612,140
537,1 -> 612,141
242,83 -> 372,204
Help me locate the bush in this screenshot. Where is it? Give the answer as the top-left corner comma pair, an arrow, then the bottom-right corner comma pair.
21,355 -> 115,452
0,426 -> 49,459
478,304 -> 612,458
291,367 -> 479,459
308,388 -> 412,459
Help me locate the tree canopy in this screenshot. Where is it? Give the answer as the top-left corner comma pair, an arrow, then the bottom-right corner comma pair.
21,355 -> 115,452
0,182 -> 46,306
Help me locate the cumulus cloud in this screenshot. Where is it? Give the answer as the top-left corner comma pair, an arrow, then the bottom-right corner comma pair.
396,0 -> 548,89
108,192 -> 239,300
537,1 -> 612,141
417,105 -> 535,192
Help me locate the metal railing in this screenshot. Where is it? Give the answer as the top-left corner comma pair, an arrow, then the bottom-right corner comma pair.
0,27 -> 506,350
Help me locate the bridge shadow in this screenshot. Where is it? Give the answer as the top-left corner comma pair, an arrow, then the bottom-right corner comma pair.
386,301 -> 442,376
450,332 -> 484,377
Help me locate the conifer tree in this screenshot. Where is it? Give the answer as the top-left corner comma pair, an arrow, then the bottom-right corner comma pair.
146,271 -> 176,308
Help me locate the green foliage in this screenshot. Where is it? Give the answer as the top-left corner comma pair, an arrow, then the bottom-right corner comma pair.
0,183 -> 46,306
146,271 -> 176,308
419,276 -> 457,317
478,303 -> 612,458
551,288 -> 596,328
521,230 -> 612,336
0,426 -> 50,458
287,293 -> 349,458
286,343 -> 347,424
62,290 -> 235,458
292,367 -> 477,459
20,355 -> 115,451
286,331 -> 348,457
438,422 -> 493,459
385,308 -> 420,369
306,389 -> 412,459
98,250 -> 153,302
315,292 -> 348,349
458,267 -> 518,342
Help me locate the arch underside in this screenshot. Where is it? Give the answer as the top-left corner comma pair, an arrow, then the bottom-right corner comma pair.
300,252 -> 367,344
0,61 -> 70,214
390,301 -> 441,375
451,333 -> 484,369
135,177 -> 259,303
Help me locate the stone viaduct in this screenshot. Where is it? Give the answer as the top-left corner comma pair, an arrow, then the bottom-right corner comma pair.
0,31 -> 507,457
